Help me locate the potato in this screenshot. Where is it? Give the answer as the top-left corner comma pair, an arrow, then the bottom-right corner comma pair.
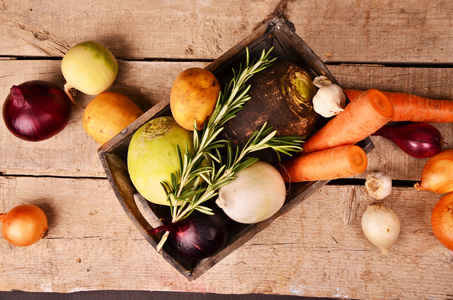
170,67 -> 220,131
83,92 -> 143,144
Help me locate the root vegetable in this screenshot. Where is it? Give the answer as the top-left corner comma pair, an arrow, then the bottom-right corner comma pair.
302,89 -> 394,154
61,41 -> 118,108
361,202 -> 400,254
216,160 -> 286,224
223,60 -> 318,163
277,145 -> 367,182
365,172 -> 392,200
149,205 -> 229,260
373,122 -> 443,159
2,81 -> 72,142
1,204 -> 48,247
431,192 -> 453,251
127,116 -> 194,206
345,89 -> 453,123
83,92 -> 143,144
170,68 -> 220,131
415,149 -> 453,194
312,81 -> 346,118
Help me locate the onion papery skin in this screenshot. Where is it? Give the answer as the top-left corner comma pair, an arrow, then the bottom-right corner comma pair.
1,204 -> 48,247
2,81 -> 72,141
361,202 -> 400,254
150,207 -> 229,260
431,192 -> 453,251
217,160 -> 286,224
415,149 -> 453,194
373,122 -> 443,159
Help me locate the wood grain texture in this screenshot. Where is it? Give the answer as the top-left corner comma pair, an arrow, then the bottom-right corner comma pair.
0,1 -> 452,63
0,176 -> 452,298
1,3 -> 453,297
1,61 -> 451,181
329,64 -> 453,181
0,60 -> 208,177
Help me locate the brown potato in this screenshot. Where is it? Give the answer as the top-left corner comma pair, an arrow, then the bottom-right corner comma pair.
170,67 -> 220,131
83,92 -> 143,144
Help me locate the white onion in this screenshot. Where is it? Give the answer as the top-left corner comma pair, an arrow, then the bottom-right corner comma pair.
361,202 -> 400,254
215,160 -> 286,224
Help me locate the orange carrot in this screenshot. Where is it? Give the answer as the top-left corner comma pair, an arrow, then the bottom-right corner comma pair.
302,89 -> 394,154
344,89 -> 453,123
277,145 -> 367,182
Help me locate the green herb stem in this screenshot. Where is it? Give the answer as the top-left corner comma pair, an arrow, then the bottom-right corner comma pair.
155,47 -> 304,253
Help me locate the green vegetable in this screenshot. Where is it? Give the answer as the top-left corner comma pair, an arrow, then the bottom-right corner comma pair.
61,41 -> 118,108
127,116 -> 193,206
155,48 -> 304,252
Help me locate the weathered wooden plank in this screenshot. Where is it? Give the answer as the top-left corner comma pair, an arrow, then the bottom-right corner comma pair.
1,60 -> 452,181
0,1 -> 452,63
0,59 -> 208,177
0,176 -> 452,299
330,64 -> 453,181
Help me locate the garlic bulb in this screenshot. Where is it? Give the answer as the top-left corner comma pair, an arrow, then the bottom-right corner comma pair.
312,82 -> 346,118
361,202 -> 400,254
365,171 -> 392,200
216,160 -> 286,224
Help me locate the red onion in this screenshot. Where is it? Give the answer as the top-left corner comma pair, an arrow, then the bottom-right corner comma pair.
150,207 -> 229,260
373,122 -> 443,158
2,80 -> 72,141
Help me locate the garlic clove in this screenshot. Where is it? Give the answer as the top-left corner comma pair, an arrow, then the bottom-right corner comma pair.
312,83 -> 346,118
313,75 -> 332,88
365,171 -> 392,200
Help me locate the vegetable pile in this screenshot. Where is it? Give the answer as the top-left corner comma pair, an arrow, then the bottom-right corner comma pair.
1,41 -> 143,247
2,35 -> 453,264
344,89 -> 453,253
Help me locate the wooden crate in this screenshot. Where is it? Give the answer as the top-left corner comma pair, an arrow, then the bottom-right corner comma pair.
98,17 -> 374,281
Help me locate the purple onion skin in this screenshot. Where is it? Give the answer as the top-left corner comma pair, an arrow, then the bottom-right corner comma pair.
373,122 -> 443,159
151,207 -> 229,261
2,80 -> 72,142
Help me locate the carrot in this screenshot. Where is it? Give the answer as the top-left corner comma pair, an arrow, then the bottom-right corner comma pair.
277,145 -> 367,182
344,89 -> 453,123
302,89 -> 394,154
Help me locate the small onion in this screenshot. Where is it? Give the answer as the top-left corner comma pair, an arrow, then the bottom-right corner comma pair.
431,192 -> 453,251
216,160 -> 286,224
361,202 -> 400,254
0,204 -> 48,247
414,149 -> 453,194
149,206 -> 228,260
2,81 -> 72,141
373,122 -> 443,159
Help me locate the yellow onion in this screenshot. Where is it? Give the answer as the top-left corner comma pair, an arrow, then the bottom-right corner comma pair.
415,149 -> 453,193
431,192 -> 453,251
0,204 -> 48,247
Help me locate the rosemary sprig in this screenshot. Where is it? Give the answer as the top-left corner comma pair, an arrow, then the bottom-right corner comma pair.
156,47 -> 304,252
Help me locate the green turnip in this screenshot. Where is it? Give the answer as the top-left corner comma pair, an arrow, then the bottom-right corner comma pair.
127,116 -> 193,206
61,41 -> 118,102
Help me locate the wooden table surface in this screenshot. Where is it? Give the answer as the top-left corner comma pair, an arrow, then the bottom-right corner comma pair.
1,1 -> 452,299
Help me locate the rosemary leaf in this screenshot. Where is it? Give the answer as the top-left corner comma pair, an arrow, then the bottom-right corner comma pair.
160,46 -> 302,233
